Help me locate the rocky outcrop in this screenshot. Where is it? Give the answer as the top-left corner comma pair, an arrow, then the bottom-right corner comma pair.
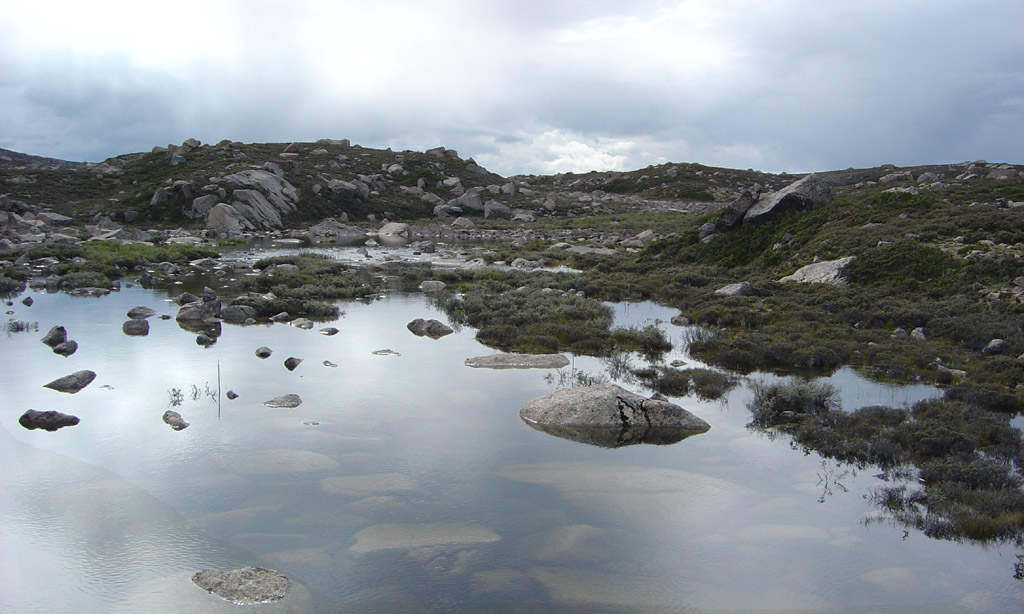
714,190 -> 759,233
19,409 -> 80,431
44,370 -> 97,393
742,173 -> 832,227
203,169 -> 299,231
465,354 -> 570,369
191,567 -> 290,605
520,384 -> 709,448
779,256 -> 854,286
407,318 -> 454,338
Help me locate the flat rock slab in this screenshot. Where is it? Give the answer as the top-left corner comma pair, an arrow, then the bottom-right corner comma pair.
19,409 -> 80,431
162,410 -> 189,431
264,394 -> 302,408
191,566 -> 290,605
350,523 -> 500,554
465,353 -> 570,369
127,306 -> 157,319
44,370 -> 96,394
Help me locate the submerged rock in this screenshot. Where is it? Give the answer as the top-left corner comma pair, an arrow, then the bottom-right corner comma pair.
122,319 -> 150,336
264,394 -> 302,408
162,410 -> 190,431
407,318 -> 454,339
520,384 -> 710,448
465,353 -> 570,369
191,566 -> 290,605
19,409 -> 80,431
44,370 -> 96,394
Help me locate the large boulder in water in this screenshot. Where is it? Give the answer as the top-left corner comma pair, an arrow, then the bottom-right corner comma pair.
520,384 -> 710,448
407,318 -> 454,339
41,325 -> 67,347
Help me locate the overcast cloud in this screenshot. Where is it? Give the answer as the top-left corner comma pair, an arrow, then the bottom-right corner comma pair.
1,0 -> 1021,176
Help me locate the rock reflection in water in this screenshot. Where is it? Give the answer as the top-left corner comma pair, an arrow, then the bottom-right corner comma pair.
522,420 -> 709,448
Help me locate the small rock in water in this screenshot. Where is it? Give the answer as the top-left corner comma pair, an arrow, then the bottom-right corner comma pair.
22,296 -> 33,307
323,360 -> 338,368
372,349 -> 400,356
52,340 -> 78,357
290,318 -> 314,330
264,394 -> 302,408
162,410 -> 190,431
670,359 -> 688,368
284,357 -> 303,371
127,306 -> 157,319
19,409 -> 80,431
196,334 -> 216,347
320,327 -> 339,336
406,318 -> 454,339
41,325 -> 67,347
269,312 -> 291,323
44,370 -> 96,394
226,390 -> 239,400
303,421 -> 320,426
191,566 -> 290,605
255,346 -> 273,359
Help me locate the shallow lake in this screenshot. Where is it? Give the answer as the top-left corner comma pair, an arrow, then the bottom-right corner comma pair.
2,283 -> 1022,612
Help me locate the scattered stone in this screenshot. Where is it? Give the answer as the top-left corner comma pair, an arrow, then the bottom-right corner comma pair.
465,354 -> 570,369
52,340 -> 78,356
19,409 -> 80,431
983,338 -> 1008,355
255,346 -> 273,359
670,315 -> 691,326
284,357 -> 303,371
320,327 -> 339,336
407,318 -> 454,339
220,304 -> 257,323
911,327 -> 927,342
264,394 -> 302,408
162,410 -> 190,431
44,370 -> 97,394
778,256 -> 854,286
122,319 -> 150,336
226,390 -> 239,400
270,312 -> 291,323
290,318 -> 314,330
714,281 -> 754,297
21,296 -> 33,307
373,349 -> 400,356
191,566 -> 290,605
41,325 -> 67,347
127,306 -> 157,319
323,360 -> 338,367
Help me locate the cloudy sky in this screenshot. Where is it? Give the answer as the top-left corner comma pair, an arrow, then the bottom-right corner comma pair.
1,0 -> 1021,176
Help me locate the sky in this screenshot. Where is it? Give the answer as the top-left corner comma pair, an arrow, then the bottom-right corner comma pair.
1,0 -> 1022,177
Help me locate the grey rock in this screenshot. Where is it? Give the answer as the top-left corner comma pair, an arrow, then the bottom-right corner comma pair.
520,383 -> 710,448
176,300 -> 220,323
465,354 -> 570,369
255,346 -> 273,359
41,325 -> 67,347
269,312 -> 291,322
323,360 -> 338,367
378,222 -> 410,237
162,410 -> 189,431
714,190 -> 759,232
418,280 -> 447,292
122,319 -> 150,336
714,281 -> 755,297
880,171 -> 914,183
484,200 -> 511,220
290,318 -> 314,330
127,306 -> 157,319
44,370 -> 96,394
187,194 -> 221,219
407,318 -> 454,339
196,334 -> 216,347
911,327 -> 927,342
983,338 -> 1008,355
226,390 -> 239,400
19,409 -> 80,431
21,296 -> 33,307
264,394 -> 302,409
452,216 -> 474,228
284,357 -> 303,371
742,174 -> 832,227
319,327 -> 339,336
778,257 -> 854,286
220,304 -> 257,323
52,340 -> 78,357
191,566 -> 290,605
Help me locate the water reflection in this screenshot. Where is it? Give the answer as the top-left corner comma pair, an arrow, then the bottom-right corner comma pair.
522,421 -> 709,448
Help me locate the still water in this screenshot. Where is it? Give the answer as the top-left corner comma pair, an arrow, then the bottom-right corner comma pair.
1,286 -> 1021,612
